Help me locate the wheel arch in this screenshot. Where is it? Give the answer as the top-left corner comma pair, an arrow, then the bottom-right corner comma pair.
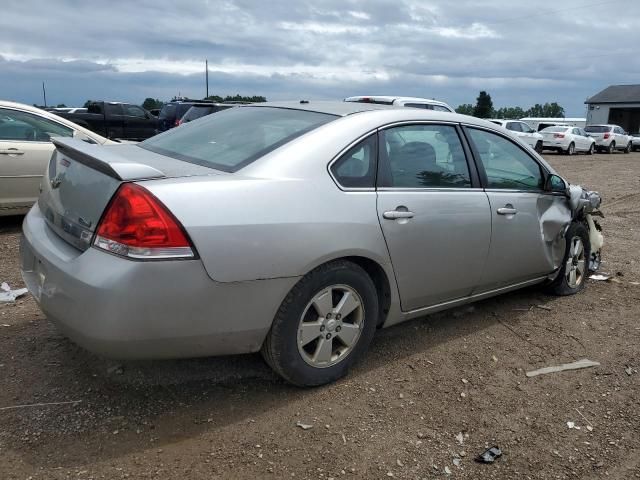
298,254 -> 393,328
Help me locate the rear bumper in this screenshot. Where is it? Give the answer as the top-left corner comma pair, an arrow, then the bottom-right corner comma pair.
20,204 -> 299,359
542,140 -> 569,149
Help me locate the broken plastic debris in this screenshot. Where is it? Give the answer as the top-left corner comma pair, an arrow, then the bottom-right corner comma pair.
444,466 -> 451,475
624,366 -> 633,376
296,421 -> 313,430
589,274 -> 610,281
0,282 -> 28,303
566,421 -> 581,430
455,432 -> 464,445
475,446 -> 502,464
526,359 -> 600,378
453,457 -> 462,467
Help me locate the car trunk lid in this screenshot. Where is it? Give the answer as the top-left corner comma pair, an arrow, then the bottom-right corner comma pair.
39,137 -> 219,251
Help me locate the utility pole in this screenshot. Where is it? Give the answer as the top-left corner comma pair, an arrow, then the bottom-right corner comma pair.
205,59 -> 209,99
42,82 -> 47,108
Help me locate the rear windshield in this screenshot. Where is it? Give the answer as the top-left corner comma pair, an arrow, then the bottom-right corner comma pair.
182,105 -> 231,123
584,126 -> 610,133
140,106 -> 337,172
159,104 -> 176,119
541,126 -> 569,133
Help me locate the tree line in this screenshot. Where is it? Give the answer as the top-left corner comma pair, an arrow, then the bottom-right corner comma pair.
455,91 -> 565,119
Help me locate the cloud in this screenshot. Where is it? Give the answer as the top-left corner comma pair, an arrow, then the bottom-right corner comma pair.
0,0 -> 639,115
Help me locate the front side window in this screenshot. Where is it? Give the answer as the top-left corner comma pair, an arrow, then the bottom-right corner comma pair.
105,103 -> 123,116
141,106 -> 337,172
125,105 -> 147,118
467,128 -> 544,191
0,107 -> 73,142
379,124 -> 471,188
330,134 -> 377,188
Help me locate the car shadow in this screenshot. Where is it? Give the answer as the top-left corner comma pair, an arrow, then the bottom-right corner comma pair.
1,283 -> 567,469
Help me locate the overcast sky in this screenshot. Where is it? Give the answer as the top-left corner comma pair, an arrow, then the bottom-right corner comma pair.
1,0 -> 638,115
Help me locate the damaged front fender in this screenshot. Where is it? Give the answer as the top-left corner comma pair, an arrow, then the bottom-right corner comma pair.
544,185 -> 604,276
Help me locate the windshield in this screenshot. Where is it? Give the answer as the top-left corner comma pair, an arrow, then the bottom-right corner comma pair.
140,106 -> 337,172
584,125 -> 611,133
541,126 -> 569,133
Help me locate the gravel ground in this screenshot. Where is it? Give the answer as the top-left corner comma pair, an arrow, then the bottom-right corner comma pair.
1,152 -> 639,479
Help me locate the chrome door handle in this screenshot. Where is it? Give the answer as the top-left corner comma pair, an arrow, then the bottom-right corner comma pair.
383,210 -> 415,220
0,149 -> 24,155
497,207 -> 517,215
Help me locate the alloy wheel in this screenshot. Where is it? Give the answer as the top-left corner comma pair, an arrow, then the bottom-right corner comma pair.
565,236 -> 586,289
297,285 -> 364,368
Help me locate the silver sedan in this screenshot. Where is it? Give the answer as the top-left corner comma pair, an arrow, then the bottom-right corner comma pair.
20,101 -> 603,386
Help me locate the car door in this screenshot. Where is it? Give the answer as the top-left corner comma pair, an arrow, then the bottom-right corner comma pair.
464,127 -> 561,292
376,123 -> 491,311
123,104 -> 152,140
0,107 -> 73,212
104,103 -> 125,139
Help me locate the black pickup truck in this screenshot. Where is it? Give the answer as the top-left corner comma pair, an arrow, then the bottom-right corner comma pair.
55,101 -> 158,141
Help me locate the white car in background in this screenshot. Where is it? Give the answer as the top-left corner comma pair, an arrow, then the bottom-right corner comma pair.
631,133 -> 640,152
584,124 -> 632,154
0,100 -> 113,216
344,95 -> 454,112
539,126 -> 596,155
488,119 -> 544,153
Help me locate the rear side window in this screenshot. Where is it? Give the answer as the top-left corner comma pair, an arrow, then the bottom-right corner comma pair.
467,128 -> 544,191
182,106 -> 215,122
506,122 -> 522,132
330,134 -> 377,188
140,106 -> 337,172
378,124 -> 471,188
432,105 -> 452,112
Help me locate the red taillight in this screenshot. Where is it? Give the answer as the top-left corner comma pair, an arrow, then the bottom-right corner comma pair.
174,118 -> 181,126
94,183 -> 194,259
603,132 -> 610,139
554,133 -> 565,138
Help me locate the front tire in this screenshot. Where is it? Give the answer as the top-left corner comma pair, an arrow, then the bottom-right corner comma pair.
547,222 -> 590,296
624,142 -> 632,153
262,260 -> 378,387
587,143 -> 594,155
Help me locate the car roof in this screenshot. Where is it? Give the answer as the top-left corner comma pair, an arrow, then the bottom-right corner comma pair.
247,100 -> 395,116
345,95 -> 449,106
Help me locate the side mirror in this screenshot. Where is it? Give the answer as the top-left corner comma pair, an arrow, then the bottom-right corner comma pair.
545,174 -> 568,195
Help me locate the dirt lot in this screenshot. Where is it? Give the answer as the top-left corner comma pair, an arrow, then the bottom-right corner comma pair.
1,152 -> 639,479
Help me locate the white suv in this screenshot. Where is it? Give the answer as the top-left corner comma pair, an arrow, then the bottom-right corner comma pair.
584,124 -> 632,154
344,96 -> 454,112
489,119 -> 544,153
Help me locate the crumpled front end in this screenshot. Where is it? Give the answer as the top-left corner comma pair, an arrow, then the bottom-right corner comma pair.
569,185 -> 604,271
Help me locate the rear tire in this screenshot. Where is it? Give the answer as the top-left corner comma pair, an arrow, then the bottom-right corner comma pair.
547,222 -> 590,296
565,142 -> 575,156
624,142 -> 632,153
261,260 -> 378,387
534,141 -> 543,153
607,141 -> 615,154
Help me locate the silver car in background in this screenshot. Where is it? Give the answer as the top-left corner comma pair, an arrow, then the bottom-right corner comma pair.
21,102 -> 603,386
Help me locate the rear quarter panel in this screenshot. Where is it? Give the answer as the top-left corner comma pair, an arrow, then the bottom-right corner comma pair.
142,113 -> 398,283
